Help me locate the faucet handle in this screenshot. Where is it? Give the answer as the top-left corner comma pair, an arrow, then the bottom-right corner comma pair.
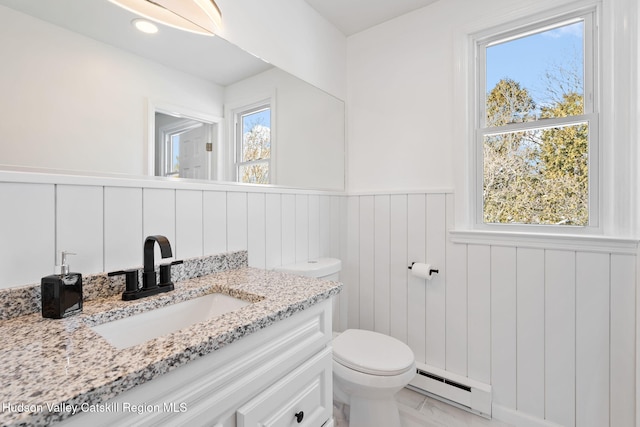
108,269 -> 139,299
159,260 -> 183,288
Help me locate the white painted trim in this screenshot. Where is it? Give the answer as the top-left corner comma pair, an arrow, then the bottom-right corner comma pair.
0,168 -> 347,195
224,89 -> 277,184
472,6 -> 601,234
450,229 -> 638,254
346,188 -> 455,196
492,404 -> 566,427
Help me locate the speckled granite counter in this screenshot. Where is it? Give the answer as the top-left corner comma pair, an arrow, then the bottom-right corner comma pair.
0,262 -> 341,426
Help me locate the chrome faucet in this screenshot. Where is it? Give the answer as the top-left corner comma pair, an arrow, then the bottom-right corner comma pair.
109,235 -> 182,301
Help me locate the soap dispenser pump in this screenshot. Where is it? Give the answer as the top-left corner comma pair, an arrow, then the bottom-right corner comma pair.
41,251 -> 83,319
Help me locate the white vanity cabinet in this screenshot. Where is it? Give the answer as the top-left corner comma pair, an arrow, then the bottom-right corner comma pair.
60,299 -> 333,427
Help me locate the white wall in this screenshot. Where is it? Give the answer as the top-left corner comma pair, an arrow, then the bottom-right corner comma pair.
215,0 -> 347,100
346,0 -> 456,192
0,5 -> 224,176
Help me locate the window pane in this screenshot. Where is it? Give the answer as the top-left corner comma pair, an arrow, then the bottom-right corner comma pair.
485,20 -> 584,126
241,108 -> 271,162
168,134 -> 180,176
483,122 -> 588,225
239,161 -> 269,184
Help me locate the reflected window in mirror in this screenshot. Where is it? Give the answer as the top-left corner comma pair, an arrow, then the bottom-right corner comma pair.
234,102 -> 272,184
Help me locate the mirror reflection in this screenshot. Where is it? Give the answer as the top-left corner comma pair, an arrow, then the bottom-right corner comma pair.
0,0 -> 345,190
154,112 -> 218,180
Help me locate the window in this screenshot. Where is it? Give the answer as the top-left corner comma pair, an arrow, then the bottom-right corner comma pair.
475,9 -> 598,229
234,103 -> 271,184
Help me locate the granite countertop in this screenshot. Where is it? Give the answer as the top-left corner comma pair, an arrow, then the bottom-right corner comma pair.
0,266 -> 342,426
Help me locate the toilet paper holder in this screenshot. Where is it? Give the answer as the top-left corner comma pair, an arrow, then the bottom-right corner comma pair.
408,262 -> 439,275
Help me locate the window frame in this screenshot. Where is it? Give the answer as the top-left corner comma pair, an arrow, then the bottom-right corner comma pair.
231,99 -> 274,185
472,7 -> 600,233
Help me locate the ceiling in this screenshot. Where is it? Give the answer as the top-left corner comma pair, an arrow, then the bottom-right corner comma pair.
303,0 -> 440,36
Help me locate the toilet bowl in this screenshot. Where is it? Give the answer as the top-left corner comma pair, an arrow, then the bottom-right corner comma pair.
275,259 -> 416,427
332,329 -> 415,427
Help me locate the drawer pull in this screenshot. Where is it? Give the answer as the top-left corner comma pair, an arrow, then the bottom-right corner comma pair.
295,411 -> 304,423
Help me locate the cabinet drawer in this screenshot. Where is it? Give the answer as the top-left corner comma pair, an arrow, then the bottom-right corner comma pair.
237,347 -> 332,427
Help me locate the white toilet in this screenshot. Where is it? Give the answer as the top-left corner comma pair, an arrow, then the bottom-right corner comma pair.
276,258 -> 416,427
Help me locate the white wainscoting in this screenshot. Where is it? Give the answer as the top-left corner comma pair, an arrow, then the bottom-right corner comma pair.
0,176 -> 345,293
342,192 -> 637,427
1,175 -> 636,427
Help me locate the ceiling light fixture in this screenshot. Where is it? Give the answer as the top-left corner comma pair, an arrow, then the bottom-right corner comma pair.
109,0 -> 222,36
132,18 -> 159,34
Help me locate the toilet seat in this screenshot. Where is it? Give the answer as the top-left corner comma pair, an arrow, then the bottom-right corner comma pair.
333,329 -> 414,376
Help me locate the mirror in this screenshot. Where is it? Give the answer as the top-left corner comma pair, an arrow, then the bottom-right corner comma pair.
0,0 -> 345,190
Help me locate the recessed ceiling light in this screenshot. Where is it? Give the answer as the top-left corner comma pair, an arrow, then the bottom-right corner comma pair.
132,18 -> 158,34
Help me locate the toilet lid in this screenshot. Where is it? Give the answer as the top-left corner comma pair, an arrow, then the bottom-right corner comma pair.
333,329 -> 415,376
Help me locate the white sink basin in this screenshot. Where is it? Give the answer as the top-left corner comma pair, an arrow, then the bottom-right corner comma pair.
91,293 -> 251,349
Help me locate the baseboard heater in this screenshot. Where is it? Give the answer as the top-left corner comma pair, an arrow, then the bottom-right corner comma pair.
408,362 -> 492,419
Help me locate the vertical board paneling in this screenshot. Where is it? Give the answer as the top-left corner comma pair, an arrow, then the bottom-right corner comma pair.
374,195 -> 390,335
104,187 -> 142,272
358,196 -> 375,330
175,190 -> 203,259
445,194 -> 468,376
4,176 -> 637,427
203,191 -> 227,255
319,196 -> 331,258
467,244 -> 490,383
281,194 -> 296,265
346,196 -> 360,329
308,195 -> 320,260
265,193 -> 282,270
491,245 -> 517,409
247,193 -> 266,268
516,248 -> 545,418
0,183 -> 55,288
295,195 -> 309,262
407,194 -> 426,362
330,196 -> 342,259
227,192 -> 248,252
576,252 -> 610,427
425,194 -> 446,368
57,185 -> 104,275
610,254 -> 636,427
337,196 -> 349,331
143,188 -> 176,248
545,250 -> 576,427
389,195 -> 408,343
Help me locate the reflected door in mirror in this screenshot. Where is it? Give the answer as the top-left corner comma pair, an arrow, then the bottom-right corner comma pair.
156,112 -> 216,180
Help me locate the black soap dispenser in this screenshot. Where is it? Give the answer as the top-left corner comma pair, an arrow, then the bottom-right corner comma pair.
41,251 -> 83,319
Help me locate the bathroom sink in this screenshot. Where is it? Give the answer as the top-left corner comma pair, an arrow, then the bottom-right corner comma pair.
91,293 -> 251,349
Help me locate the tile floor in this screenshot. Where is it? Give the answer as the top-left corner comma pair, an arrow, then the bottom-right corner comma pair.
333,387 -> 513,427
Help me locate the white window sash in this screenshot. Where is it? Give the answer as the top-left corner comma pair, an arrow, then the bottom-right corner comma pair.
472,7 -> 599,232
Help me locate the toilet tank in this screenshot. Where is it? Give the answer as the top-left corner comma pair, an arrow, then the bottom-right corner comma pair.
275,258 -> 342,281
